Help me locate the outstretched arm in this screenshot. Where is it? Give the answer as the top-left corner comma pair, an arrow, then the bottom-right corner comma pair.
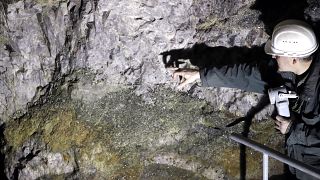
200,63 -> 268,93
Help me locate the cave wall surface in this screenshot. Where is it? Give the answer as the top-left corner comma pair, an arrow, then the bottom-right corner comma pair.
0,0 -> 320,179
1,0 -> 318,123
0,0 -> 273,122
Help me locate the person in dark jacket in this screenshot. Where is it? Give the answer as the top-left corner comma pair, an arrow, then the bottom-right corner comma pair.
171,20 -> 320,179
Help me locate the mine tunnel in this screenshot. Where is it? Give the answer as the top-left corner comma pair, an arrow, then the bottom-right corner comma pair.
1,0 -> 320,179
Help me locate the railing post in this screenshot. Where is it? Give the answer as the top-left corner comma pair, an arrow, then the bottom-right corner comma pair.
230,133 -> 320,179
263,153 -> 269,180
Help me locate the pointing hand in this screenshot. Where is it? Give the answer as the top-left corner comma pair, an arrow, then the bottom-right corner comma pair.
171,68 -> 200,90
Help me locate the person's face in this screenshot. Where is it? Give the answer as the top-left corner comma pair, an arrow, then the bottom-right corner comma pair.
272,55 -> 295,72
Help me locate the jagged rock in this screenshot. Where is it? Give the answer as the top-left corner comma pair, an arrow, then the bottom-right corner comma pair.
1,0 -> 319,122
0,0 -> 270,123
0,0 -> 319,179
0,0 -> 71,122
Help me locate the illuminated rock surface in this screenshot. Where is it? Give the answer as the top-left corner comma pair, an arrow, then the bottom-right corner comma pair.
4,88 -> 283,179
0,0 -> 319,179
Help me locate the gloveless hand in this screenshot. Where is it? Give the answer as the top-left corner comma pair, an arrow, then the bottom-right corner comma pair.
171,68 -> 200,90
275,115 -> 292,134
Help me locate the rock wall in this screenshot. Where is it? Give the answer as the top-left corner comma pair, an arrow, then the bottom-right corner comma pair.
1,0 -> 320,179
1,0 -> 320,122
0,0 -> 272,123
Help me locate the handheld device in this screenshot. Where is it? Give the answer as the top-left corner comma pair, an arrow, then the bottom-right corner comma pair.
268,86 -> 298,117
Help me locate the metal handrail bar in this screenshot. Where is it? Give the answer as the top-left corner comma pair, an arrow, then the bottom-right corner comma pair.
230,133 -> 320,179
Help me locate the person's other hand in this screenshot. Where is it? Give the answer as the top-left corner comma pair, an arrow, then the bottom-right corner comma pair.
275,115 -> 292,134
170,68 -> 200,90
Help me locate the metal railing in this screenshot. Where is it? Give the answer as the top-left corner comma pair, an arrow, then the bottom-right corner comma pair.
230,133 -> 320,180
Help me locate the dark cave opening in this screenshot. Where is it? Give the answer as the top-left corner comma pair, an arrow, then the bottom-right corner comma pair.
250,0 -> 309,35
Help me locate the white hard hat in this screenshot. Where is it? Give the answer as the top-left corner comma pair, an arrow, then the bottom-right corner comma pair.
264,19 -> 318,57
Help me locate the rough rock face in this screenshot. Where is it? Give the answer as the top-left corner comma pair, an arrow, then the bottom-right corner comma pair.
1,0 -> 320,123
0,0 -> 320,179
0,0 -> 271,123
3,89 -> 284,179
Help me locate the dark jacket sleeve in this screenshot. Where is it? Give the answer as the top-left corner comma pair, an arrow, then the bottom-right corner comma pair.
200,63 -> 268,94
301,91 -> 320,126
287,116 -> 320,146
302,114 -> 320,126
286,97 -> 320,146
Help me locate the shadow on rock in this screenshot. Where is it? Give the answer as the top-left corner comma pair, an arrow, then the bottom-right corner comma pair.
161,43 -> 281,180
227,95 -> 270,180
161,43 -> 283,89
161,43 -> 268,69
160,1 -> 320,178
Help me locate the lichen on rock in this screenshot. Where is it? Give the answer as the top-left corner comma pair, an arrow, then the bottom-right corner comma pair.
2,87 -> 284,179
0,0 -> 315,179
